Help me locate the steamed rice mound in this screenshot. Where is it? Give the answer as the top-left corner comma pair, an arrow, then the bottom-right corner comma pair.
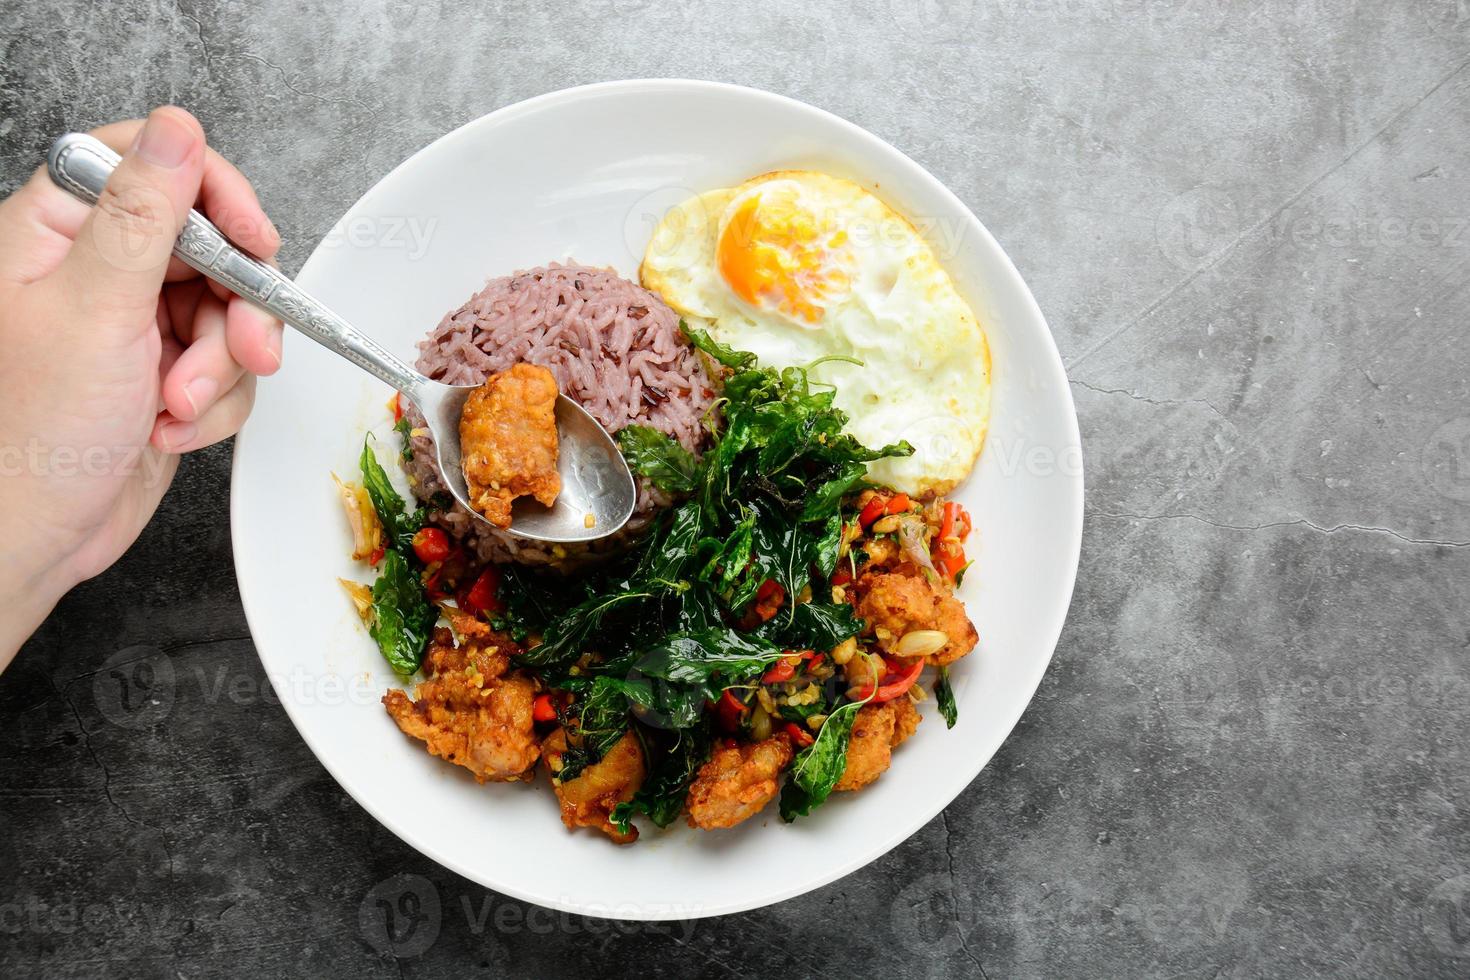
404,262 -> 715,566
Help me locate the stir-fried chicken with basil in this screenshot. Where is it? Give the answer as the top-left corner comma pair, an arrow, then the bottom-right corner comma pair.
338,326 -> 978,842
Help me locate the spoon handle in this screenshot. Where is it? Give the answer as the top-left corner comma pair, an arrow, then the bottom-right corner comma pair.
46,132 -> 427,399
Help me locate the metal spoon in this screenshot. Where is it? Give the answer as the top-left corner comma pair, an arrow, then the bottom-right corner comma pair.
47,132 -> 637,544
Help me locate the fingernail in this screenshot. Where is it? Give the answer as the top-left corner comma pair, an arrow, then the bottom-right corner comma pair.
136,109 -> 196,169
183,377 -> 219,415
159,421 -> 198,451
263,217 -> 282,250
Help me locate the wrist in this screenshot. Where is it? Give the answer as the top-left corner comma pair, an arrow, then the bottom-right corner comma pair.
0,464 -> 81,670
0,545 -> 75,671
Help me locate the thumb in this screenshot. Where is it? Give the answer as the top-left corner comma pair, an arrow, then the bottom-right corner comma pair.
56,106 -> 206,321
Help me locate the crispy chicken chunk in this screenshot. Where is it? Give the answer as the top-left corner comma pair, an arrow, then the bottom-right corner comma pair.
459,362 -> 561,528
853,570 -> 978,667
686,736 -> 794,830
834,698 -> 921,792
382,624 -> 540,782
541,728 -> 647,845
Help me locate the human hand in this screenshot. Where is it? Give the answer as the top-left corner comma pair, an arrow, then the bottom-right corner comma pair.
0,106 -> 282,668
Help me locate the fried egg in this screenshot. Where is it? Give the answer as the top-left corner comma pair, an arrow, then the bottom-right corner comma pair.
640,171 -> 990,496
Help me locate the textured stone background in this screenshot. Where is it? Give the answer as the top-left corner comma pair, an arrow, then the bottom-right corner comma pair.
2,1 -> 1469,977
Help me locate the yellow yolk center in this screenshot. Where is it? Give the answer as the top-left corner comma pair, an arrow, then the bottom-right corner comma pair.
717,193 -> 849,325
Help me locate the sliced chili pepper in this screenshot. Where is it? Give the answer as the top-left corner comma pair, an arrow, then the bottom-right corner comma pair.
858,495 -> 888,528
957,506 -> 972,541
714,689 -> 748,732
750,579 -> 785,623
940,501 -> 957,541
830,566 -> 853,587
885,493 -> 912,515
461,565 -> 503,616
532,693 -> 557,723
368,546 -> 385,567
411,527 -> 451,564
806,653 -> 825,670
784,722 -> 814,748
852,656 -> 925,703
761,659 -> 797,684
390,391 -> 403,422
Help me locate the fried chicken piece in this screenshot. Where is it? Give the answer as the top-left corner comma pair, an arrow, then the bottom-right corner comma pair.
834,698 -> 921,792
459,362 -> 561,528
853,570 -> 978,667
686,736 -> 794,830
382,625 -> 539,782
541,728 -> 646,845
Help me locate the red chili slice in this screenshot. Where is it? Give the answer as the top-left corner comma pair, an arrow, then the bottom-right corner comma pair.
852,657 -> 925,703
940,501 -> 957,541
858,495 -> 888,528
714,689 -> 749,732
460,566 -> 503,616
761,659 -> 797,684
411,527 -> 451,564
784,722 -> 814,748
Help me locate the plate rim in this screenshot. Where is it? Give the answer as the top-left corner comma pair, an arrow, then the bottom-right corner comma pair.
230,77 -> 1084,920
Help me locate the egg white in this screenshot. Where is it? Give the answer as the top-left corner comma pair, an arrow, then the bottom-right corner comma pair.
641,171 -> 991,496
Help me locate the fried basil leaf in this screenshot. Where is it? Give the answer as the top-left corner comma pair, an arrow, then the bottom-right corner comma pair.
518,587 -> 652,667
700,507 -> 756,591
360,438 -> 424,550
801,460 -> 870,522
635,502 -> 705,586
618,425 -> 701,495
634,629 -> 785,685
810,512 -> 845,578
610,725 -> 714,833
935,667 -> 958,729
680,320 -> 757,370
764,601 -> 865,653
556,676 -> 638,781
779,696 -> 868,821
368,549 -> 436,675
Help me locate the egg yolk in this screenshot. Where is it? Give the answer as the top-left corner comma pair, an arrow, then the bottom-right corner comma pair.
717,192 -> 849,324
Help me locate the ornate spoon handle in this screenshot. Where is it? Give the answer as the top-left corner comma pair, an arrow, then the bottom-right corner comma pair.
46,132 -> 427,399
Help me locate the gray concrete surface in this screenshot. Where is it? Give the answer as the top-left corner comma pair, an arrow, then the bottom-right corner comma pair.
2,1 -> 1469,977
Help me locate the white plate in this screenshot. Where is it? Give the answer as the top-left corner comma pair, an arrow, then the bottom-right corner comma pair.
231,79 -> 1083,920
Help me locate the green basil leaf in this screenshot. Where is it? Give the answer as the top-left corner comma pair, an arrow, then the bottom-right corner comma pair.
634,629 -> 784,685
936,667 -> 958,729
680,320 -> 757,370
765,601 -> 864,652
556,676 -> 637,781
618,425 -> 701,495
360,437 -> 424,551
779,697 -> 867,821
700,506 -> 752,581
518,587 -> 652,668
611,725 -> 714,833
801,460 -> 870,522
810,512 -> 845,578
367,549 -> 436,675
